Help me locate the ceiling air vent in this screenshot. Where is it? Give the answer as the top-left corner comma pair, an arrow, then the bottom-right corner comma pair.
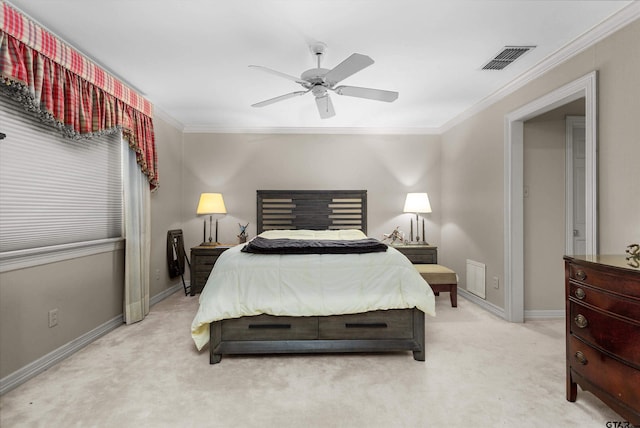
481,46 -> 535,70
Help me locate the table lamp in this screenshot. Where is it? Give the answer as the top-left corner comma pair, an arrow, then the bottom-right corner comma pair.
196,193 -> 227,245
403,192 -> 432,244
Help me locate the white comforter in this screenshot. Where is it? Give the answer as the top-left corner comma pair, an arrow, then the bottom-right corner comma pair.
191,230 -> 435,350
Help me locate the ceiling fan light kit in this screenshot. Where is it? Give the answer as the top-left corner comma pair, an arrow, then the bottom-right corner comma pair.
249,42 -> 398,119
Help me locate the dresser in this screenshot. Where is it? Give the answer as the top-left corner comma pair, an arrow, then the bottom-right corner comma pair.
564,255 -> 640,426
190,245 -> 232,296
393,244 -> 438,264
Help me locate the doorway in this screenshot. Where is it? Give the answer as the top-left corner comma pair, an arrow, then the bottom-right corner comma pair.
504,72 -> 598,323
522,105 -> 585,317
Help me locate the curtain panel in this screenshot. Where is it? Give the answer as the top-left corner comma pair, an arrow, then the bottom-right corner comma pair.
0,2 -> 158,189
123,137 -> 151,325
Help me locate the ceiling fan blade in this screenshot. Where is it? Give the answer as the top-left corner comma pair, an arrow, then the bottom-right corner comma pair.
323,53 -> 374,86
333,85 -> 399,102
315,95 -> 335,119
251,91 -> 308,108
249,65 -> 308,85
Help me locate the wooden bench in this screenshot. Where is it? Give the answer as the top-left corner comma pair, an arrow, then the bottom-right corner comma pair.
415,264 -> 458,307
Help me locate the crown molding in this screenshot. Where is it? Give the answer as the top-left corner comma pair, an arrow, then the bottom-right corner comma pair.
153,106 -> 185,131
182,125 -> 441,135
440,2 -> 640,134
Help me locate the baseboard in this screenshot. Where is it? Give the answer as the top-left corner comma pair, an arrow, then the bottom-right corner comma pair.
524,309 -> 565,320
0,314 -> 123,395
458,288 -> 565,321
0,281 -> 186,396
150,282 -> 184,306
457,288 -> 506,319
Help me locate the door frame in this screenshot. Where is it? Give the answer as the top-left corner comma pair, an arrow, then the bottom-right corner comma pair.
565,115 -> 586,255
503,71 -> 597,322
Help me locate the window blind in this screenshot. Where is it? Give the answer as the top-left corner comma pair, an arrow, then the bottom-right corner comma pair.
0,96 -> 123,253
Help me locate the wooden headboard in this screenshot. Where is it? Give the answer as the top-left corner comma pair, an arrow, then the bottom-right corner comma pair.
257,190 -> 367,234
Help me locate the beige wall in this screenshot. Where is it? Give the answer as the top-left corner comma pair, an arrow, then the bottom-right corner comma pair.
181,133 -> 442,258
0,251 -> 124,378
149,115 -> 186,297
441,20 -> 640,310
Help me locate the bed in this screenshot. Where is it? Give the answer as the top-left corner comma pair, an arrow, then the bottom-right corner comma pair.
191,190 -> 436,363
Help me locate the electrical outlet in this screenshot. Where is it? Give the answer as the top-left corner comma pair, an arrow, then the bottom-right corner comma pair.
48,309 -> 58,328
155,269 -> 160,280
493,276 -> 500,289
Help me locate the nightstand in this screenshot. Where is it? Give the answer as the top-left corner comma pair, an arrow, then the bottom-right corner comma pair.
392,244 -> 438,264
190,245 -> 233,295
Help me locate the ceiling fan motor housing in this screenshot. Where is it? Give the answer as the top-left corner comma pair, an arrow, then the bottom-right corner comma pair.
311,85 -> 328,97
301,68 -> 330,85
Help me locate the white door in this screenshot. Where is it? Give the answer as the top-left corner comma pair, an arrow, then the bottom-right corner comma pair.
566,116 -> 586,255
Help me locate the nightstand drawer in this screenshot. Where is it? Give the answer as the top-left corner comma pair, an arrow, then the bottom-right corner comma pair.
193,255 -> 218,266
190,245 -> 232,295
194,262 -> 217,273
393,245 -> 437,264
193,272 -> 212,285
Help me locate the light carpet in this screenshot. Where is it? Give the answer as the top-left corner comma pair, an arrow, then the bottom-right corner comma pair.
0,292 -> 622,427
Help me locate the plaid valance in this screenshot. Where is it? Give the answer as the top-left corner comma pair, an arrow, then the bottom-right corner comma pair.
0,1 -> 158,189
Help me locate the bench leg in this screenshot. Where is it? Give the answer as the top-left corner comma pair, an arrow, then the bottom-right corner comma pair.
450,285 -> 457,307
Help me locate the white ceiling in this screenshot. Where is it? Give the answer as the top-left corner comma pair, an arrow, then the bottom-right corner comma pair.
6,0 -> 636,133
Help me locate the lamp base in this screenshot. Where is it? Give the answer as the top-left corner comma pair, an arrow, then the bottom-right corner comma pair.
200,241 -> 219,247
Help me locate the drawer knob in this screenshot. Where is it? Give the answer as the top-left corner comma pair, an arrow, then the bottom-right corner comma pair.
575,270 -> 587,281
574,314 -> 588,329
574,351 -> 588,365
574,288 -> 586,300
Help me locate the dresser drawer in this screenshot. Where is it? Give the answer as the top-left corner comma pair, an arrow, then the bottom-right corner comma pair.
221,315 -> 318,341
568,335 -> 640,410
569,283 -> 640,321
318,309 -> 413,339
569,301 -> 640,367
568,262 -> 640,299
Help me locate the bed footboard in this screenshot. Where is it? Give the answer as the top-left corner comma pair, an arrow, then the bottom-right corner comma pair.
209,308 -> 425,364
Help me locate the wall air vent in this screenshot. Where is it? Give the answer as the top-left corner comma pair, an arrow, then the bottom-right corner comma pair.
481,46 -> 535,70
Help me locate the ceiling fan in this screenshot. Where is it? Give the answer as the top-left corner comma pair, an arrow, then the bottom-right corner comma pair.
249,42 -> 398,119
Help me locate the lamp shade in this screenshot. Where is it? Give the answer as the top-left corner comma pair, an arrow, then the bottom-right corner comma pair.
403,193 -> 432,213
196,193 -> 227,215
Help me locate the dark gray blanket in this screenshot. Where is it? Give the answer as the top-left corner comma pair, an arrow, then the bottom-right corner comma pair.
242,236 -> 388,255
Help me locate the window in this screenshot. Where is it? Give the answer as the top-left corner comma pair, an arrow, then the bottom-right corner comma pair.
0,95 -> 124,270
